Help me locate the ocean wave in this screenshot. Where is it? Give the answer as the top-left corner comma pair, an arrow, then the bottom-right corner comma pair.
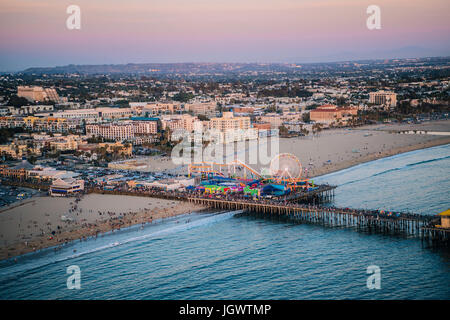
339,155 -> 449,186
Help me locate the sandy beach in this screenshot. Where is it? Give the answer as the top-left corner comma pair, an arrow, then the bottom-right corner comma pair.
0,194 -> 205,260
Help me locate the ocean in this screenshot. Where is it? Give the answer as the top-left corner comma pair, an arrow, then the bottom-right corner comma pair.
0,144 -> 449,299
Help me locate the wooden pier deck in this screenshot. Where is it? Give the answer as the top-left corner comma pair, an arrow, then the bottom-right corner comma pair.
188,197 -> 450,245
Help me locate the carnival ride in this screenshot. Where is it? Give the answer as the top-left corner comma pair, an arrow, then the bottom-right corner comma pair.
269,153 -> 309,190
188,159 -> 262,180
187,153 -> 314,197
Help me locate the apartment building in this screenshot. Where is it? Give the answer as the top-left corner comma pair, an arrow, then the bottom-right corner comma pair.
86,120 -> 157,141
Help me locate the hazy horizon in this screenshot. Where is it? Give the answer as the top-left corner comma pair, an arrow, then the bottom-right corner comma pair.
1,0 -> 449,72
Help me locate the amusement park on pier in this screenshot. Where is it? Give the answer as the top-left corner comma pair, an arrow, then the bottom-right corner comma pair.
186,153 -> 330,200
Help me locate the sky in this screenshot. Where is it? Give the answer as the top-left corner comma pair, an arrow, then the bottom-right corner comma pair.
0,0 -> 449,71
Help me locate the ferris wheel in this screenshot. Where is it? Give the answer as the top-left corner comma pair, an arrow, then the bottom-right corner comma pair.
269,153 -> 302,181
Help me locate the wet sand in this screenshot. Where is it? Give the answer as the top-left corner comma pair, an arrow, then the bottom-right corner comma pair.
0,194 -> 205,260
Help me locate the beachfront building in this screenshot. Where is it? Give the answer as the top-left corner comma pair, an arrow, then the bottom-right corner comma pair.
257,112 -> 304,129
17,86 -> 60,103
309,105 -> 358,125
49,178 -> 84,197
252,122 -> 271,130
369,91 -> 397,108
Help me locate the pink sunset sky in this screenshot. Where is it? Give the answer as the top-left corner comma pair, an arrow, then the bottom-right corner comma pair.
0,0 -> 449,70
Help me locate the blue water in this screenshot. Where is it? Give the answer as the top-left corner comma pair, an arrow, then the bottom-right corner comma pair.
0,145 -> 449,299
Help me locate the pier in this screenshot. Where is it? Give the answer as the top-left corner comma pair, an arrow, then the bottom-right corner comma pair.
188,197 -> 450,246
